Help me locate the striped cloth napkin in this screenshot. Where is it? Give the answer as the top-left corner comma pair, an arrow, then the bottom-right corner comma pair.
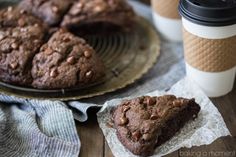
0,95 -> 80,157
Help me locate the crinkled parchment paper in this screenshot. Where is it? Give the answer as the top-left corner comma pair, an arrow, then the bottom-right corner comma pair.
97,77 -> 230,157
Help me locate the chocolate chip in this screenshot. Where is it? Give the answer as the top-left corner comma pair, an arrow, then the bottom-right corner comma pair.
52,5 -> 59,13
131,98 -> 141,105
173,100 -> 182,107
20,28 -> 27,32
34,23 -> 39,27
20,9 -> 26,14
167,102 -> 173,106
19,45 -> 24,52
156,108 -> 162,117
132,131 -> 141,141
50,69 -> 58,78
122,101 -> 129,106
123,106 -> 130,112
181,99 -> 186,104
34,40 -> 40,44
12,31 -> 19,37
142,133 -> 152,141
10,62 -> 18,69
160,108 -> 168,117
59,28 -> 67,33
62,37 -> 70,42
37,70 -> 44,76
44,48 -> 53,55
18,18 -> 25,27
5,30 -> 10,36
1,43 -> 10,53
11,43 -> 18,49
146,97 -> 156,106
85,71 -> 92,78
67,56 -> 75,64
76,3 -> 83,8
150,114 -> 159,120
70,7 -> 81,15
84,50 -> 91,58
142,127 -> 150,134
94,6 -> 104,13
0,32 -> 5,40
0,35 -> 4,41
119,117 -> 128,126
7,7 -> 13,12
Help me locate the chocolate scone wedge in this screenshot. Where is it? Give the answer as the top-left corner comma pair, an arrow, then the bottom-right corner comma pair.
31,29 -> 105,89
61,0 -> 136,34
0,6 -> 44,28
113,95 -> 200,156
19,0 -> 73,26
0,7 -> 47,85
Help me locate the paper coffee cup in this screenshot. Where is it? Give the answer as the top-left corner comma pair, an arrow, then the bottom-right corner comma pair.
151,0 -> 182,42
179,0 -> 236,97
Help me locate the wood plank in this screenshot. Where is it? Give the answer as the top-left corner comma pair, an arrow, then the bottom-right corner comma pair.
104,141 -> 115,157
164,151 -> 179,157
76,109 -> 104,157
179,138 -> 229,157
179,136 -> 236,157
104,140 -> 179,157
211,85 -> 236,136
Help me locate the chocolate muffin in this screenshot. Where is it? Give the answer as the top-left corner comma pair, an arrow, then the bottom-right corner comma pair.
0,7 -> 47,85
113,95 -> 200,156
19,0 -> 73,26
61,0 -> 136,33
31,29 -> 105,89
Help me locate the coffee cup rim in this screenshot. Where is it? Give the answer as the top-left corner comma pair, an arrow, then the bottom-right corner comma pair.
179,0 -> 236,26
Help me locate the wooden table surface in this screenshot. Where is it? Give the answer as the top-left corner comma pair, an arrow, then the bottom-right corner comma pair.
76,1 -> 236,157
